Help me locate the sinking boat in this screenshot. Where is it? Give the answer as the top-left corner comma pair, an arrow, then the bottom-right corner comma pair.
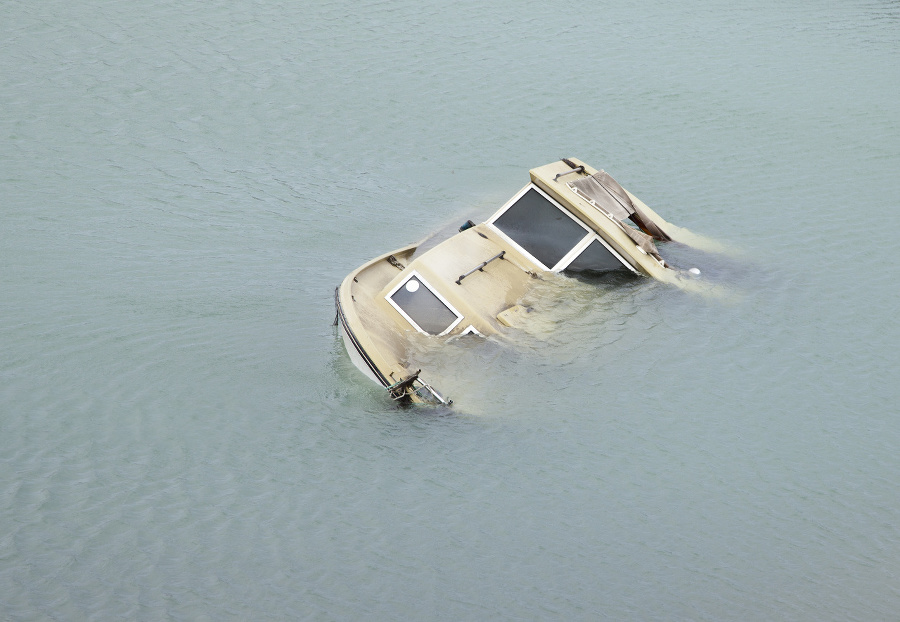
335,158 -> 700,405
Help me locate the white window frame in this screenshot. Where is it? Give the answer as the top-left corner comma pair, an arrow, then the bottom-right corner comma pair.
385,270 -> 464,336
487,183 -> 636,273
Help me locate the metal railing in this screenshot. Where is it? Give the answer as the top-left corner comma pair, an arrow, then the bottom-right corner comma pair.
455,251 -> 505,285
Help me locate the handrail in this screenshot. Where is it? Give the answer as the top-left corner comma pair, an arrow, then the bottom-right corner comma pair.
456,251 -> 505,285
554,166 -> 584,181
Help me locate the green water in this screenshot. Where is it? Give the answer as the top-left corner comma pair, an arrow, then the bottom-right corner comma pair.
2,1 -> 899,619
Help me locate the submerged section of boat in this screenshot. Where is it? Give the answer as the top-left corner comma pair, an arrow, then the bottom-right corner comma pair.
335,158 -> 705,404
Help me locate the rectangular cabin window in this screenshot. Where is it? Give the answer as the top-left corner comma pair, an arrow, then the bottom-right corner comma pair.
565,239 -> 630,273
489,186 -> 590,270
386,272 -> 463,336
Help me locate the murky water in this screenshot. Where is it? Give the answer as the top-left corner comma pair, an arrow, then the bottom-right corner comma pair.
3,1 -> 899,619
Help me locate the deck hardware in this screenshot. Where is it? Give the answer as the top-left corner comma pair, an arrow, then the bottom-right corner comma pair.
387,255 -> 405,270
554,166 -> 584,181
456,251 -> 505,285
332,287 -> 340,326
387,369 -> 421,400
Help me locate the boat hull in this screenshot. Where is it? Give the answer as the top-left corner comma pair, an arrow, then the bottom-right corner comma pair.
335,289 -> 388,388
333,158 -> 719,406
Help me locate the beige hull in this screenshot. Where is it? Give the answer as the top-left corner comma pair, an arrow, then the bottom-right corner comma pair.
335,158 -> 713,404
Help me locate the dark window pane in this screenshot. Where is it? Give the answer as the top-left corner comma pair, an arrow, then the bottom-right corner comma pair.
565,240 -> 628,272
390,277 -> 459,334
492,188 -> 588,268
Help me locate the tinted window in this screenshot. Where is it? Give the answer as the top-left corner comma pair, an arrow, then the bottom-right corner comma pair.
565,239 -> 628,272
390,276 -> 459,335
492,188 -> 588,269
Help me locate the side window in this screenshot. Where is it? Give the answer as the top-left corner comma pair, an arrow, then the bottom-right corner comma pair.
490,187 -> 589,270
566,239 -> 629,273
387,274 -> 463,335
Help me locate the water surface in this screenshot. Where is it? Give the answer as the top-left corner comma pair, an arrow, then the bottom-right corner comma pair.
2,1 -> 899,619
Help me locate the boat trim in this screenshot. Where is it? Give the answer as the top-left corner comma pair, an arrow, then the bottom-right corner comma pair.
384,270 -> 465,336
